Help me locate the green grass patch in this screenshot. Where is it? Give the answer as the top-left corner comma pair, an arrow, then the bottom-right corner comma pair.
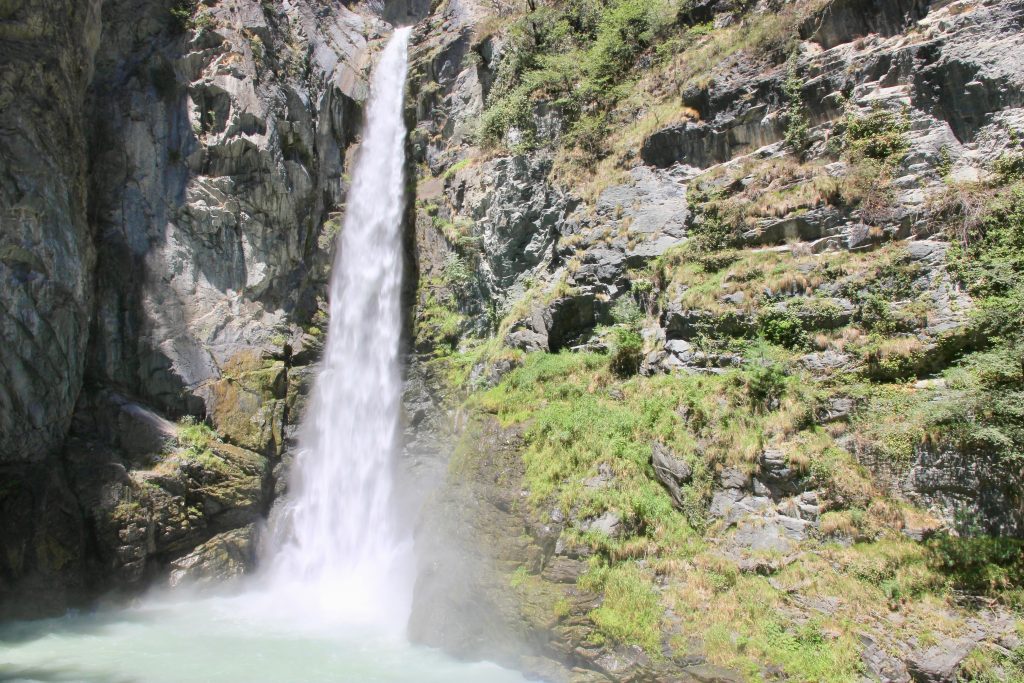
584,562 -> 663,653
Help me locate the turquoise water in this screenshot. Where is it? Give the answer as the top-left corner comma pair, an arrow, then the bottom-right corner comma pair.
0,592 -> 528,683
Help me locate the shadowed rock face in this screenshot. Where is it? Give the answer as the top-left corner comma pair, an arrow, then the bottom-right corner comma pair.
0,0 -> 393,617
0,0 -> 103,463
85,0 -> 373,416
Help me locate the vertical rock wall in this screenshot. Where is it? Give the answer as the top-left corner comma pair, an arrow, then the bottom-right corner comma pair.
0,0 -> 104,462
0,0 -> 411,617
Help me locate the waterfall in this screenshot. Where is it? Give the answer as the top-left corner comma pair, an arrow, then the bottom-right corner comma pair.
264,26 -> 413,627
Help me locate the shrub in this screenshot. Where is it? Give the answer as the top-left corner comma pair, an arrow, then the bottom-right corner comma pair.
169,0 -> 197,34
609,297 -> 644,326
479,86 -> 535,148
926,534 -> 1024,596
584,0 -> 671,86
841,104 -> 910,165
443,253 -> 473,288
757,309 -> 806,349
744,363 -> 788,413
782,59 -> 810,153
609,327 -> 643,377
993,150 -> 1024,184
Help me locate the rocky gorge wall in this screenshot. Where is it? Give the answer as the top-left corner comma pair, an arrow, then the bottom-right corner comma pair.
2,0 -> 1024,681
402,0 -> 1024,680
0,0 -> 411,617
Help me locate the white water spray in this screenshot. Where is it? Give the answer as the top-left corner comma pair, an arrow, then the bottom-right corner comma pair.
0,28 -> 533,682
264,26 -> 413,626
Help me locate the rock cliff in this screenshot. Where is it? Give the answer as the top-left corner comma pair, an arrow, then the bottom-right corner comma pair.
2,0 -> 1024,680
0,0 -> 393,617
403,0 -> 1024,680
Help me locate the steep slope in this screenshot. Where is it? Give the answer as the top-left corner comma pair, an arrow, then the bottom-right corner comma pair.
0,0 -> 396,617
404,0 -> 1024,680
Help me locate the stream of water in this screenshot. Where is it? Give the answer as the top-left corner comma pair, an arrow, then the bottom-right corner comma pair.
0,28 -> 527,683
262,22 -> 415,629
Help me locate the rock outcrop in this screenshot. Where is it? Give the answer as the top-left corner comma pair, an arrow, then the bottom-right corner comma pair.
403,0 -> 1024,679
0,0 -> 103,461
0,0 -> 388,616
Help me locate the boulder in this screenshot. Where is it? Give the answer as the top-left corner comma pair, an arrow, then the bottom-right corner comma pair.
651,442 -> 693,509
906,640 -> 973,683
168,525 -> 257,588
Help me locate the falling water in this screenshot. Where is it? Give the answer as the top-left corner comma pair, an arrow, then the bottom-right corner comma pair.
0,27 -> 531,682
264,26 -> 414,625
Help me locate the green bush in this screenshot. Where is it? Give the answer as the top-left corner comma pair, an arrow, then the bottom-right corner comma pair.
782,59 -> 810,153
757,309 -> 806,349
584,0 -> 671,86
443,253 -> 473,288
927,534 -> 1024,596
479,86 -> 535,148
743,363 -> 788,413
949,185 -> 1024,299
932,182 -> 1024,462
993,150 -> 1024,184
169,0 -> 197,33
842,105 -> 910,165
609,327 -> 643,377
478,0 -> 678,152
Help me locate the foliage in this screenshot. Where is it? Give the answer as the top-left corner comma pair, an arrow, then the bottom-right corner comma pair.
168,0 -> 212,33
782,57 -> 810,153
609,326 -> 643,377
757,308 -> 807,349
841,104 -> 910,165
479,0 -> 678,152
442,253 -> 474,288
587,562 -> 663,652
937,181 -> 1024,462
743,363 -> 789,413
177,416 -> 218,456
169,0 -> 196,33
926,534 -> 1024,598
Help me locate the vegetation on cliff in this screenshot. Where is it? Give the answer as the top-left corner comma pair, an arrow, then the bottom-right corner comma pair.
411,0 -> 1024,674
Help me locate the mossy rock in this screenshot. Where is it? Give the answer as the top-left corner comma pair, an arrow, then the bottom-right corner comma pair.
207,358 -> 287,456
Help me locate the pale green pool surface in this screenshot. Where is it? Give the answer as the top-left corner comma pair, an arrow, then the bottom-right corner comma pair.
0,592 -> 529,683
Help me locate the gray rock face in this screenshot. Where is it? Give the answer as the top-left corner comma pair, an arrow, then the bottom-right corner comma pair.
652,442 -> 694,509
445,154 -> 575,302
0,0 -> 386,615
905,640 -> 973,683
86,0 -> 374,415
860,633 -> 911,683
0,0 -> 103,462
858,440 -> 1024,537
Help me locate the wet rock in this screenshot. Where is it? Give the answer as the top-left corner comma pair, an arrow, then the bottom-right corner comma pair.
541,557 -> 587,584
167,524 -> 256,588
